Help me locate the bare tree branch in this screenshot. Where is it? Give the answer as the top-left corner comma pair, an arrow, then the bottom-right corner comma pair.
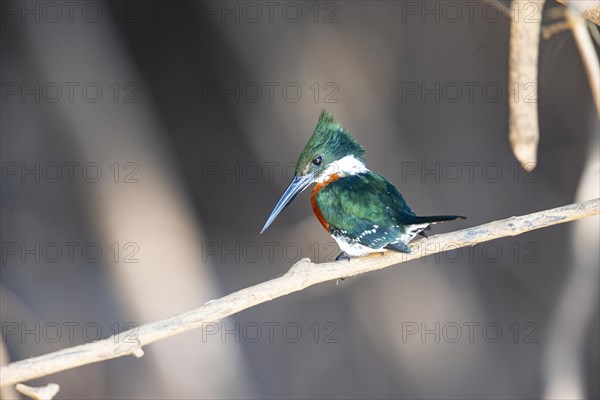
1,198 -> 598,388
508,0 -> 545,171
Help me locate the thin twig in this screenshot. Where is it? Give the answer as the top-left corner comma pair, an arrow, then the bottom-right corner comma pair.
542,21 -> 570,39
481,0 -> 512,18
15,383 -> 60,400
508,0 -> 545,172
555,0 -> 600,26
1,198 -> 598,388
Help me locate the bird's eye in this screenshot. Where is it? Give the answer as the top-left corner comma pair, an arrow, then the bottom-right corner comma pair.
312,156 -> 323,166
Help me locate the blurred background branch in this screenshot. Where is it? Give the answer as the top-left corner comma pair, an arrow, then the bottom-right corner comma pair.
543,132 -> 600,399
566,5 -> 600,114
2,198 -> 598,390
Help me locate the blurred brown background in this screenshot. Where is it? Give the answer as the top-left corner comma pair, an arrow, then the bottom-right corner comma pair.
1,0 -> 598,399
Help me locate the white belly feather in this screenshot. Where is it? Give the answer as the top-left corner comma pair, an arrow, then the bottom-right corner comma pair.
331,235 -> 385,256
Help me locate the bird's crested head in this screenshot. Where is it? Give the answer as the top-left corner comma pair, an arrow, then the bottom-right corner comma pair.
294,110 -> 365,180
260,110 -> 366,234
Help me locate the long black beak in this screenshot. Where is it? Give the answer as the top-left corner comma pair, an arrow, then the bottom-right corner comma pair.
260,174 -> 315,234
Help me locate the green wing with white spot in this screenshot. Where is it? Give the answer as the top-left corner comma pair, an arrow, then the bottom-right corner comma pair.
315,172 -> 417,249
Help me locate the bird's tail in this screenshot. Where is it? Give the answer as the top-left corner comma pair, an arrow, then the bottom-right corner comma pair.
409,215 -> 466,225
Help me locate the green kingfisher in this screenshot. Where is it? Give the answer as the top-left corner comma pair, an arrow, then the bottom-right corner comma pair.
260,110 -> 465,261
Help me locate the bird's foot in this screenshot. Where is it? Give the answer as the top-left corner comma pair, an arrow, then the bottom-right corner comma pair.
335,252 -> 350,282
419,226 -> 432,238
335,252 -> 351,262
